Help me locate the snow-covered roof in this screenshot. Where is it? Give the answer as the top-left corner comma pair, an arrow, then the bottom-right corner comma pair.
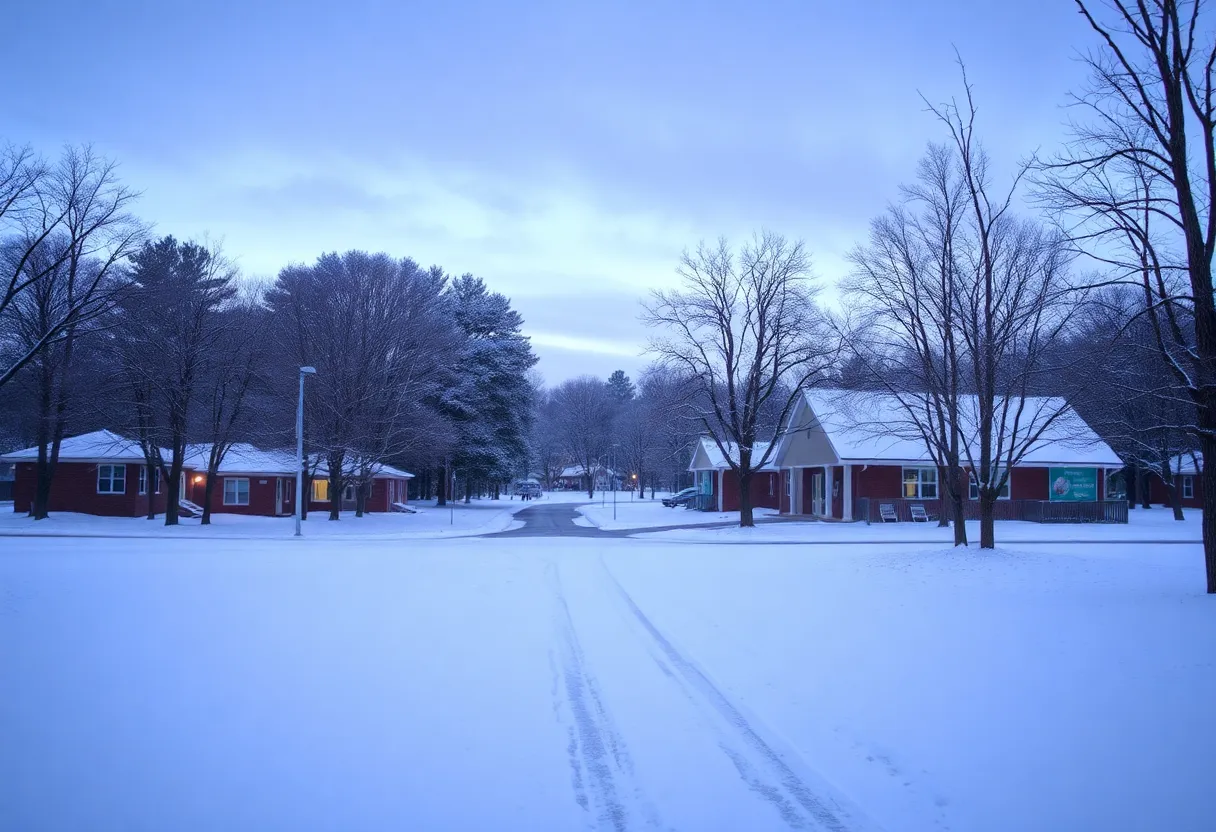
559,465 -> 616,479
0,430 -> 165,464
184,443 -> 299,475
373,463 -> 414,480
688,437 -> 778,471
785,389 -> 1123,468
1167,452 -> 1203,476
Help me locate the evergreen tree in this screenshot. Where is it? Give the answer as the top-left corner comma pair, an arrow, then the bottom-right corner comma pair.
607,369 -> 635,403
442,275 -> 537,498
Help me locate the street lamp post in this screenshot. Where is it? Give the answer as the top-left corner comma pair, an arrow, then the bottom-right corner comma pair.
294,366 -> 317,537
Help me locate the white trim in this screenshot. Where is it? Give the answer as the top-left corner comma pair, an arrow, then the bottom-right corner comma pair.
223,477 -> 250,506
97,464 -> 126,495
901,466 -> 938,500
1183,476 -> 1194,500
842,465 -> 853,521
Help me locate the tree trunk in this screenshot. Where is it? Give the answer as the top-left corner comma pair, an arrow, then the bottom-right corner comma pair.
1169,482 -> 1185,521
437,465 -> 447,506
1139,469 -> 1151,509
201,473 -> 216,525
738,469 -> 754,527
1201,436 -> 1216,594
301,472 -> 311,520
1125,465 -> 1138,508
979,496 -> 995,549
355,482 -> 366,518
165,456 -> 182,526
951,489 -> 968,547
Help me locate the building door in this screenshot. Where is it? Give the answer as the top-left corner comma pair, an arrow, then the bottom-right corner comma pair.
275,478 -> 283,515
812,471 -> 825,516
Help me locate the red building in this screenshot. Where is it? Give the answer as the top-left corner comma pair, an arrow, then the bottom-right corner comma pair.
1,430 -> 180,517
1146,453 -> 1203,509
1,432 -> 413,519
771,390 -> 1125,522
687,437 -> 781,512
186,445 -> 414,516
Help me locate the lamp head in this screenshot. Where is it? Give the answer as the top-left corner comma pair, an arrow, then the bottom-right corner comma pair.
300,366 -> 317,375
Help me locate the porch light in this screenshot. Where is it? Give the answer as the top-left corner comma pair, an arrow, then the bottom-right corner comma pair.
194,475 -> 204,483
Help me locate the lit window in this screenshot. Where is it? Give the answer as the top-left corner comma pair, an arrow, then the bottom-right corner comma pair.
223,478 -> 250,506
970,468 -> 1011,500
97,464 -> 126,494
312,479 -> 329,502
902,467 -> 938,499
1183,476 -> 1194,499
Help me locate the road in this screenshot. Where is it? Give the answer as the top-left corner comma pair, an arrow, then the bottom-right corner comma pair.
492,502 -> 633,538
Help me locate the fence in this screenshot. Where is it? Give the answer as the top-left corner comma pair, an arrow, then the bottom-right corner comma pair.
855,497 -> 1128,524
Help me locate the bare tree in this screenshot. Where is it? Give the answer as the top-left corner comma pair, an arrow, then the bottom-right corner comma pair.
644,231 -> 834,526
114,237 -> 238,524
844,143 -> 971,543
1037,0 -> 1216,590
193,296 -> 267,525
266,252 -> 458,520
0,145 -> 142,390
550,376 -> 614,498
0,147 -> 144,518
937,78 -> 1088,549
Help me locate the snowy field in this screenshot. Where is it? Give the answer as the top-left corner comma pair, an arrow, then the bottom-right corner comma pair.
639,505 -> 1204,543
0,496 -> 547,539
578,495 -> 780,530
2,534 -> 1213,831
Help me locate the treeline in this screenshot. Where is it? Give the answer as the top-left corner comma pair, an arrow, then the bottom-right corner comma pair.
0,146 -> 536,524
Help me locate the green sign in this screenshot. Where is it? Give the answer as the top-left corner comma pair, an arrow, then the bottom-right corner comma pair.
1049,467 -> 1097,502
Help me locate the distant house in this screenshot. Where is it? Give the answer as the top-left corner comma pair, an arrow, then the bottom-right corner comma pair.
0,430 -> 176,517
771,390 -> 1124,522
556,464 -> 619,492
687,437 -> 780,512
186,444 -> 414,516
0,431 -> 413,518
1146,453 -> 1203,509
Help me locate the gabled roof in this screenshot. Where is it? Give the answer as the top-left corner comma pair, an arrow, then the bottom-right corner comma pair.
560,464 -> 616,478
1167,452 -> 1203,476
782,389 -> 1123,468
0,430 -> 165,464
688,437 -> 778,472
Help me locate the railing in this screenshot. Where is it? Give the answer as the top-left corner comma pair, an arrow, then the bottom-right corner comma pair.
689,493 -> 716,512
855,497 -> 1128,524
1022,500 -> 1128,524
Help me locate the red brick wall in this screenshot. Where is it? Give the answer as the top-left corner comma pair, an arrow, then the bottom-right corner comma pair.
11,461 -> 169,517
1009,467 -> 1047,500
1148,472 -> 1203,508
715,470 -> 779,512
854,465 -> 904,499
188,474 -> 295,516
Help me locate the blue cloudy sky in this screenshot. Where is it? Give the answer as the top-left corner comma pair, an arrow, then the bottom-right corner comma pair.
5,0 -> 1095,384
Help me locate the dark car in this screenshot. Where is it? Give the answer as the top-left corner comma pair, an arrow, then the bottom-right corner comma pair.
662,487 -> 699,507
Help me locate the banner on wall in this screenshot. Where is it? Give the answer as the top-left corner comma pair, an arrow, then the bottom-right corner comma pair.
1048,467 -> 1097,502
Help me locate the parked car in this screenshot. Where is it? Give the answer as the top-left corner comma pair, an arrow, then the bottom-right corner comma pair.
662,487 -> 698,508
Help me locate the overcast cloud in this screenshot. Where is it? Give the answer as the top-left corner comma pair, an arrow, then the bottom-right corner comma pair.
4,0 -> 1094,383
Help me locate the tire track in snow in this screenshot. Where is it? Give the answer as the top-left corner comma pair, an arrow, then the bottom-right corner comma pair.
547,561 -> 661,831
597,558 -> 881,832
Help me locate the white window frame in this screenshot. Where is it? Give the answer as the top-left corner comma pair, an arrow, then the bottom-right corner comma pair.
139,465 -> 147,495
312,479 -> 329,502
769,476 -> 775,497
1183,476 -> 1194,499
97,464 -> 126,495
901,467 -> 938,499
223,477 -> 250,506
970,468 -> 1011,500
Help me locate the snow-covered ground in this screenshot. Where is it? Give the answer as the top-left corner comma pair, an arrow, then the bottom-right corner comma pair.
578,495 -> 780,530
637,504 -> 1204,543
0,497 -> 541,540
2,534 -> 1212,831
